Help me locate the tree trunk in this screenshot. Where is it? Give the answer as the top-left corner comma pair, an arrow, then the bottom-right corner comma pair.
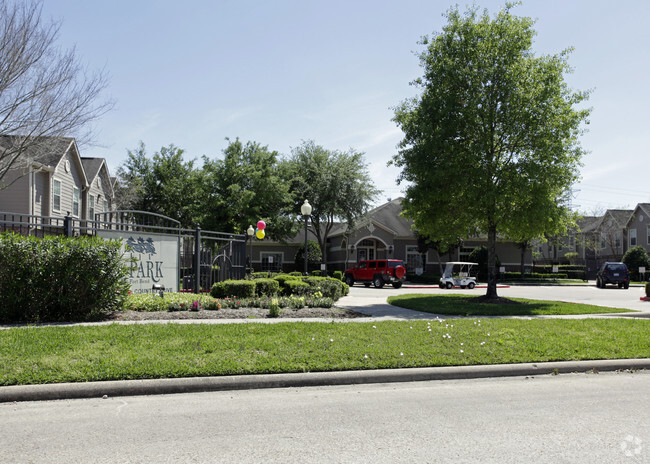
486,225 -> 498,299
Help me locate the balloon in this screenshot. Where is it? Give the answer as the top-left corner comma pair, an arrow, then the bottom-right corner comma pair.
256,229 -> 265,240
257,220 -> 266,230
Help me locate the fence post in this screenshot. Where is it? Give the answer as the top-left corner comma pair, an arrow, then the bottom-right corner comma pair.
194,225 -> 201,293
63,213 -> 73,237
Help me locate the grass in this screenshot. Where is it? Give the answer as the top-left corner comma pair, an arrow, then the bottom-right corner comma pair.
1,318 -> 649,386
387,294 -> 634,317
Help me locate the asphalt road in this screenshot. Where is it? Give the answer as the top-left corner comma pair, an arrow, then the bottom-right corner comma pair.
340,282 -> 650,319
2,371 -> 648,463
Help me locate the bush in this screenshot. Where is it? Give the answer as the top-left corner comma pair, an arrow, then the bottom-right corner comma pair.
253,278 -> 280,297
274,274 -> 301,295
210,279 -> 256,298
0,232 -> 129,323
502,272 -> 568,280
332,270 -> 343,281
646,282 -> 650,297
283,280 -> 311,296
623,246 -> 650,281
301,276 -> 344,300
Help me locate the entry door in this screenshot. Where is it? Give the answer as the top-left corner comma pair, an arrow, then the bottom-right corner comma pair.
357,246 -> 374,262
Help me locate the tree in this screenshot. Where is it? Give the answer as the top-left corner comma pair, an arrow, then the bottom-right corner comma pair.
294,240 -> 322,273
0,0 -> 113,188
114,142 -> 204,228
285,140 -> 379,270
200,138 -> 294,238
622,246 -> 650,281
392,4 -> 590,299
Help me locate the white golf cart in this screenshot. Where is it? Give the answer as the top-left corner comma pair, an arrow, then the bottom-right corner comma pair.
439,262 -> 478,289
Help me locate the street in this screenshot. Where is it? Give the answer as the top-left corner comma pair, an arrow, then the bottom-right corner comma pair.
340,283 -> 650,319
1,371 -> 648,463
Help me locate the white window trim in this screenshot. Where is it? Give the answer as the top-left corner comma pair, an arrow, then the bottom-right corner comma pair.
72,187 -> 80,217
52,180 -> 61,212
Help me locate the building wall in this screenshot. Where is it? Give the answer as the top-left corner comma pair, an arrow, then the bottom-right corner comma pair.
0,169 -> 29,214
52,153 -> 85,218
628,209 -> 650,253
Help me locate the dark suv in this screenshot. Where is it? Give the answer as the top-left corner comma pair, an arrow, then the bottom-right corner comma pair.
596,262 -> 630,289
344,259 -> 407,288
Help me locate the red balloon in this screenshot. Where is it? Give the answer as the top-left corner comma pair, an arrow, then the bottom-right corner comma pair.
257,220 -> 266,230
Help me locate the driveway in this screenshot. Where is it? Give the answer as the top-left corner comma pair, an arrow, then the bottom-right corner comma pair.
338,282 -> 650,319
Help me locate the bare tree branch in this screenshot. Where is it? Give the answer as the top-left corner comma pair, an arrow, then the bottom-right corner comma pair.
0,0 -> 114,188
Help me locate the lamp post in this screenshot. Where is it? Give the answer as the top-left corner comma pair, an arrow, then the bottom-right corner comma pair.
247,225 -> 255,274
301,200 -> 312,275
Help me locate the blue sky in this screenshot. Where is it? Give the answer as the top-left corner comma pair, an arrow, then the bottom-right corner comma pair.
42,0 -> 650,213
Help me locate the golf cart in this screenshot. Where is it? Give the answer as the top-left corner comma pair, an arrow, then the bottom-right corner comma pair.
439,262 -> 478,289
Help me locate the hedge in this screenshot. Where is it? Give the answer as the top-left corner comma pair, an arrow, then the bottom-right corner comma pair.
0,232 -> 129,323
253,278 -> 280,297
210,280 -> 256,298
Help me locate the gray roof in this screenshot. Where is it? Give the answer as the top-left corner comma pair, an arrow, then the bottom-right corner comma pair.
330,198 -> 414,238
0,135 -> 76,168
81,157 -> 105,183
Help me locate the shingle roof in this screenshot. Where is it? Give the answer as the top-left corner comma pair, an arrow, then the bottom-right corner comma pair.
81,157 -> 105,183
0,135 -> 75,168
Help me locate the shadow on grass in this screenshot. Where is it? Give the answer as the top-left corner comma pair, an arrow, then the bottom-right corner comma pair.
387,294 -> 633,317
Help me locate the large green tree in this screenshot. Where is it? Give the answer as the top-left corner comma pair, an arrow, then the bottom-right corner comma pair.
114,142 -> 204,228
392,4 -> 590,298
286,140 -> 379,270
200,138 -> 294,238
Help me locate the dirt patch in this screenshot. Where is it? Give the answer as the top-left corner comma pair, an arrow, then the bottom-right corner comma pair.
110,306 -> 368,321
468,295 -> 522,305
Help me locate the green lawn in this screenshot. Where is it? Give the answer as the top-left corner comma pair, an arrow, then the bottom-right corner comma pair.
1,318 -> 648,386
387,294 -> 634,316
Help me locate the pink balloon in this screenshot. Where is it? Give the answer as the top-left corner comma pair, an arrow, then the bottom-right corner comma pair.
257,220 -> 266,230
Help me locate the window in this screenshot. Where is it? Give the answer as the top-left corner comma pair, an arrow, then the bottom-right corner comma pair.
89,195 -> 95,219
406,246 -> 424,273
647,225 -> 650,245
103,200 -> 108,212
615,233 -> 622,249
630,229 -> 637,246
52,180 -> 61,212
260,252 -> 282,272
459,246 -> 475,261
72,187 -> 79,216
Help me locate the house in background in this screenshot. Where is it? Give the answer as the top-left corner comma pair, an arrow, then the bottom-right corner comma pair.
249,198 -> 532,274
0,136 -> 114,221
626,203 -> 650,254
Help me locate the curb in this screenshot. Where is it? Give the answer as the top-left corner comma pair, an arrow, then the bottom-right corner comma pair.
1,358 -> 648,403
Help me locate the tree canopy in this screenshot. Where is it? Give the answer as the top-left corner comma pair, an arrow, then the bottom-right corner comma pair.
285,140 -> 379,269
392,4 -> 590,298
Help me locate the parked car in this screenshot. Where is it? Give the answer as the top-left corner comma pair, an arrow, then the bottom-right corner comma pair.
344,259 -> 407,288
596,262 -> 630,289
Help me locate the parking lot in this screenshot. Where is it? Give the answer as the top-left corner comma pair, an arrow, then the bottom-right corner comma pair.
340,282 -> 650,319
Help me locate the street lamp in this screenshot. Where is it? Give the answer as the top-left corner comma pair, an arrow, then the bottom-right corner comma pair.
247,225 -> 255,274
301,200 -> 312,275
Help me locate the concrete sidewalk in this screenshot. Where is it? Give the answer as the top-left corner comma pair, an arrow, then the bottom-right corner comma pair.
2,358 -> 649,403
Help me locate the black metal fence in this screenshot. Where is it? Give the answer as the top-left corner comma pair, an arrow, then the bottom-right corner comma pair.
0,210 -> 246,292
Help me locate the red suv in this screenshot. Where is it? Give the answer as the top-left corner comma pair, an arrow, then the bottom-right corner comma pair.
344,259 -> 407,289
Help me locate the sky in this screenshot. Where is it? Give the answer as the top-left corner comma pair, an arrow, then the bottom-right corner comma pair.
41,0 -> 650,213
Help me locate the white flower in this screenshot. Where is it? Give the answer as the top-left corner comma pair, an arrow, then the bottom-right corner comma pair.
400,352 -> 404,356
372,325 -> 377,329
330,339 -> 334,342
364,355 -> 368,359
460,350 -> 464,353
460,343 -> 464,346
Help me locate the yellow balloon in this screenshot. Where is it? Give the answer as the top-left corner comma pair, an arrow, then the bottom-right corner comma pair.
256,229 -> 265,239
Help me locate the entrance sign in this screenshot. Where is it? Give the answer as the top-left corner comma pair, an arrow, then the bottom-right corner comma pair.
98,230 -> 179,293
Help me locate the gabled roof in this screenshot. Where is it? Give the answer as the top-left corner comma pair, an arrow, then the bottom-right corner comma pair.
0,135 -> 76,168
329,198 -> 414,238
626,203 -> 650,227
82,157 -> 114,198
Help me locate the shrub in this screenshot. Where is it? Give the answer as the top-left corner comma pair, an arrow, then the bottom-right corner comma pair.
623,246 -> 650,281
268,298 -> 280,318
646,282 -> 650,297
0,232 -> 129,323
332,270 -> 343,281
210,279 -> 256,298
274,274 -> 301,295
254,278 -> 280,297
284,280 -> 311,296
301,276 -> 344,300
